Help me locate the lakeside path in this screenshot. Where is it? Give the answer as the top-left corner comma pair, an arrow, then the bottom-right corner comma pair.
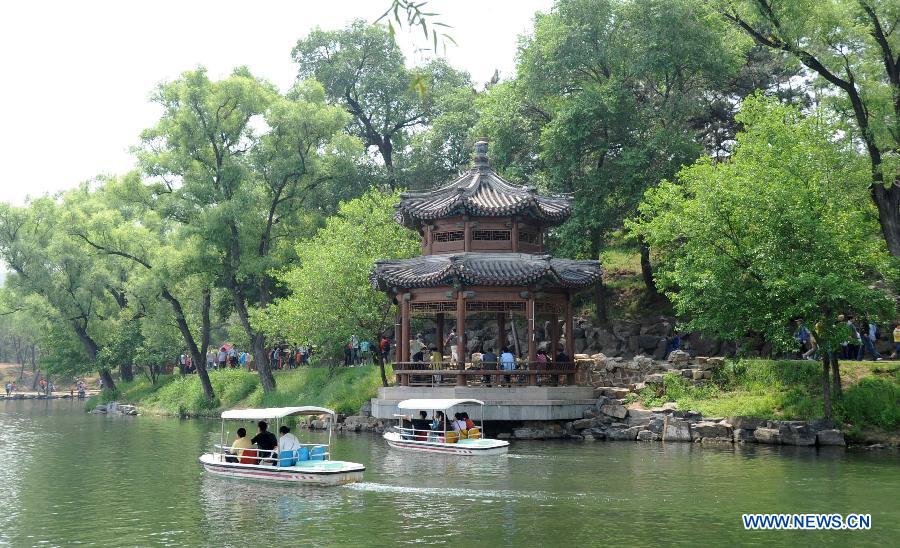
1,391 -> 100,400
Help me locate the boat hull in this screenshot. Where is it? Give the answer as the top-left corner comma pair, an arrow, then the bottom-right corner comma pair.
199,454 -> 364,486
383,432 -> 509,456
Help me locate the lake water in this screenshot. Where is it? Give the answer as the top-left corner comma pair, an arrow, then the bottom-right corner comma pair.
1,400 -> 897,546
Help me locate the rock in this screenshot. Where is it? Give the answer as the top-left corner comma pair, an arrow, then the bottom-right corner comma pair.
696,356 -> 708,365
667,349 -> 691,366
679,369 -> 694,379
638,334 -> 661,351
570,418 -> 594,431
808,418 -> 837,432
754,428 -> 781,444
706,357 -> 725,367
90,405 -> 108,414
574,353 -> 591,361
497,432 -> 511,440
779,424 -> 816,446
607,425 -> 643,441
728,416 -> 767,430
816,429 -> 846,447
692,369 -> 705,381
625,409 -> 654,426
691,421 -> 733,441
645,374 -> 665,385
672,410 -> 702,422
596,387 -> 630,399
358,401 -> 372,417
118,405 -> 138,416
600,404 -> 628,419
581,433 -> 596,441
106,402 -> 118,413
662,416 -> 692,442
647,417 -> 665,434
632,355 -> 655,369
733,429 -> 755,443
583,408 -> 599,419
513,424 -> 566,440
650,402 -> 677,413
341,415 -> 380,432
637,430 -> 661,441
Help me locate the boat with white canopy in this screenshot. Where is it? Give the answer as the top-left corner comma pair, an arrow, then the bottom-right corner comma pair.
199,406 -> 365,486
383,398 -> 509,456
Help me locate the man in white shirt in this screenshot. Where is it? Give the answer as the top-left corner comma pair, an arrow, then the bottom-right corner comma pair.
277,425 -> 303,466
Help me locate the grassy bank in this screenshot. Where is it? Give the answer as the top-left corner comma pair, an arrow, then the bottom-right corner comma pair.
628,359 -> 900,441
87,365 -> 391,418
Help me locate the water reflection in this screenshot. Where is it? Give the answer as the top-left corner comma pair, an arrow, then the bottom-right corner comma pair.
1,400 -> 898,546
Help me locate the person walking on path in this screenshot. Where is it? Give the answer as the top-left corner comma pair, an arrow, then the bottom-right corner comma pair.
892,323 -> 900,360
4,382 -> 10,397
446,329 -> 459,364
858,320 -> 883,361
350,334 -> 360,365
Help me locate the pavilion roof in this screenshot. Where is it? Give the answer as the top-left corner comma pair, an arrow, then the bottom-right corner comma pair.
371,252 -> 602,291
395,141 -> 572,228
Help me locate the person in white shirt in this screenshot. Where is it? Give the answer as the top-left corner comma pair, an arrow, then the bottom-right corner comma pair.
277,425 -> 303,466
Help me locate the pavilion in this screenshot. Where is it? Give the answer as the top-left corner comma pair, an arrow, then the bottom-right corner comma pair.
371,141 -> 602,401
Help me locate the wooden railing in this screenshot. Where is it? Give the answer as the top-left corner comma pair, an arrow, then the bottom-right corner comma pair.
392,361 -> 583,387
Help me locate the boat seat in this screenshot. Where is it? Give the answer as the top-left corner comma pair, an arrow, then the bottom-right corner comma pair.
310,446 -> 326,460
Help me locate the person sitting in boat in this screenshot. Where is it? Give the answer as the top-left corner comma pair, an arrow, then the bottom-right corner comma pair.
451,413 -> 467,432
251,421 -> 278,465
412,410 -> 429,440
462,412 -> 475,430
277,425 -> 302,466
429,411 -> 445,441
226,427 -> 252,463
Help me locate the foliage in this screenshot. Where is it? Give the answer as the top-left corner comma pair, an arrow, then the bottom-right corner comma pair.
717,0 -> 900,254
254,190 -> 419,358
634,359 -> 898,430
86,365 -> 390,418
292,21 -> 472,188
629,95 -> 895,351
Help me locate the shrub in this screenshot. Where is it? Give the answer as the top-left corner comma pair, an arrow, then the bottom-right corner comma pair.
836,377 -> 900,430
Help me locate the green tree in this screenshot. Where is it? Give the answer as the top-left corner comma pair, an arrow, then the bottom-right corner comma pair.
718,0 -> 900,256
292,21 -> 471,189
138,68 -> 361,393
629,96 -> 895,417
254,190 -> 419,386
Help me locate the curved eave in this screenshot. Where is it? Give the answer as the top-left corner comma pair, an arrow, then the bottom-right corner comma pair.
370,253 -> 602,292
395,168 -> 572,229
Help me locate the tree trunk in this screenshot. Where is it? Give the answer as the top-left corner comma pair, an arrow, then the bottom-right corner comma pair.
119,363 -> 134,383
871,182 -> 900,256
374,336 -> 388,387
639,237 -> 657,294
821,354 -> 832,419
830,353 -> 843,399
161,288 -> 215,402
251,332 -> 276,393
380,138 -> 396,190
594,279 -> 608,325
100,369 -> 116,393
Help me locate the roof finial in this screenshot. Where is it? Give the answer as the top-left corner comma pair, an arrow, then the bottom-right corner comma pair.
473,139 -> 489,169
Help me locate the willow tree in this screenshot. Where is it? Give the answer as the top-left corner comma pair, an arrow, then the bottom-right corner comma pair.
138,68 -> 362,393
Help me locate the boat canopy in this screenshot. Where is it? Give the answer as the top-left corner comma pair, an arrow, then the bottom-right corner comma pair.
397,398 -> 485,411
220,406 -> 336,420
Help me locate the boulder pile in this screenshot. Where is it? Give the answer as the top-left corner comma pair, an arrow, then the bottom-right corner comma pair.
552,397 -> 846,446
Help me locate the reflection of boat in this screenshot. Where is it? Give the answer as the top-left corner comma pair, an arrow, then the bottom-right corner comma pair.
199,406 -> 365,486
383,399 -> 509,456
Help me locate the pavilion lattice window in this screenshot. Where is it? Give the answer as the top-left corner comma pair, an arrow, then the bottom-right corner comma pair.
433,230 -> 464,243
465,301 -> 526,312
519,231 -> 538,245
410,301 -> 457,315
537,302 -> 565,315
472,229 -> 511,241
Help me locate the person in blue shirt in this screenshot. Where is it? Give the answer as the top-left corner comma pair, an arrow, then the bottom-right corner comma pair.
500,347 -> 516,385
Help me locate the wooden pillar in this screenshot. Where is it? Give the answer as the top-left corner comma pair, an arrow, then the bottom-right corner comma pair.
511,216 -> 519,252
464,219 -> 472,252
436,312 -> 445,357
550,313 -> 560,360
456,289 -> 466,386
564,294 -> 575,387
565,293 -> 575,360
526,295 -> 537,386
399,293 -> 410,386
426,225 -> 433,255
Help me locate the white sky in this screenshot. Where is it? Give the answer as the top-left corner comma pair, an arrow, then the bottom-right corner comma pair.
0,0 -> 552,205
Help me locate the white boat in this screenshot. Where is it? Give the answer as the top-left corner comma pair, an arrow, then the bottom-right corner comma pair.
383,398 -> 509,456
199,406 -> 365,486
